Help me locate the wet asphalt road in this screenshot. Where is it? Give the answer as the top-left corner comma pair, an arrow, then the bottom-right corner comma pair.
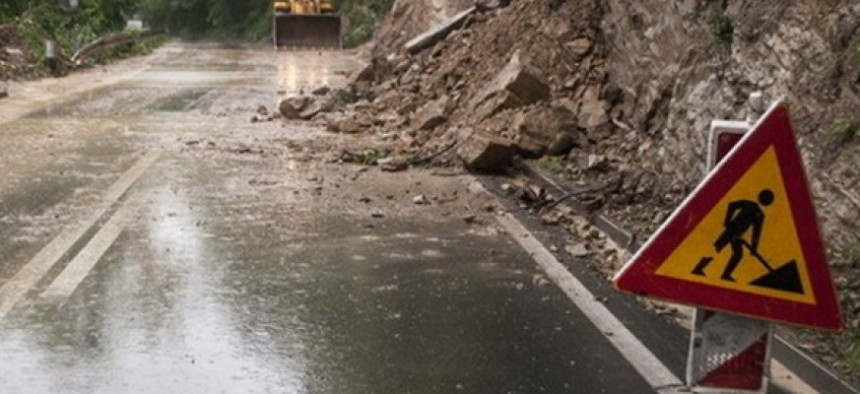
0,43 -> 654,393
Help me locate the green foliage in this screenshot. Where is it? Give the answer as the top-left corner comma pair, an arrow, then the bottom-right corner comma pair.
205,0 -> 271,40
89,35 -> 167,65
707,8 -> 733,48
3,0 -> 396,49
846,334 -> 860,371
340,0 -> 396,48
6,0 -> 134,60
843,235 -> 860,267
539,156 -> 565,174
829,119 -> 858,144
848,35 -> 860,65
0,0 -> 26,24
137,0 -> 209,37
342,5 -> 374,48
342,148 -> 386,165
323,88 -> 358,112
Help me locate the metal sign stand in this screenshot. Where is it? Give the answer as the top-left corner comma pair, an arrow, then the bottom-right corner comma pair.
686,94 -> 772,393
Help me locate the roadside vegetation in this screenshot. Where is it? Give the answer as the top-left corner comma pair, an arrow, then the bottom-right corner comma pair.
128,0 -> 395,46
0,0 -> 394,80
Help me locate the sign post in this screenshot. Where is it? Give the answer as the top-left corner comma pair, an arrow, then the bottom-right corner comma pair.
687,120 -> 771,393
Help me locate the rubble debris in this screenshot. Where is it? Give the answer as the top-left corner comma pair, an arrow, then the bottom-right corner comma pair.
279,96 -> 311,119
411,97 -> 449,130
299,100 -> 323,120
565,243 -> 590,258
404,7 -> 477,54
312,86 -> 331,96
378,156 -> 409,172
513,106 -> 577,156
475,0 -> 511,12
341,148 -> 386,165
457,133 -> 516,172
565,37 -> 593,57
503,182 -> 549,209
0,87 -> 7,99
472,51 -> 550,114
577,85 -> 609,129
325,114 -> 364,134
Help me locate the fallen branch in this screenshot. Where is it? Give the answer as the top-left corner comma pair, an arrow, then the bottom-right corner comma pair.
540,175 -> 624,212
71,30 -> 153,64
411,141 -> 458,166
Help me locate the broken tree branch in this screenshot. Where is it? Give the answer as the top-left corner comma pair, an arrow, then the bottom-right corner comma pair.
540,175 -> 624,212
71,30 -> 153,64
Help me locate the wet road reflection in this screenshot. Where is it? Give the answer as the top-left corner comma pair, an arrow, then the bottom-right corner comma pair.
0,43 -> 651,393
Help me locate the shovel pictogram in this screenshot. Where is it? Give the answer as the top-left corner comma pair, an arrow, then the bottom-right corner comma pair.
691,190 -> 804,295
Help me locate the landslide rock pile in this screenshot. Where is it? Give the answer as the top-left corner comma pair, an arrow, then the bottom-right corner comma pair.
275,0 -> 860,383
278,0 -> 686,243
331,0 -> 611,172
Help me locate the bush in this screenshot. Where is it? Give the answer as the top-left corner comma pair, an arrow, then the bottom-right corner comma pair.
340,0 -> 397,48
829,119 -> 858,144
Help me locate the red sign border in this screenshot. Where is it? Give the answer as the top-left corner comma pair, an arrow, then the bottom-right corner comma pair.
614,102 -> 843,331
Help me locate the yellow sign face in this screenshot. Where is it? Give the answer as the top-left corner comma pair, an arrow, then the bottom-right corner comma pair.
655,146 -> 814,304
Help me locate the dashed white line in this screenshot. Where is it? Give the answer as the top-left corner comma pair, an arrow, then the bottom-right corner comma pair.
0,152 -> 158,318
40,203 -> 132,302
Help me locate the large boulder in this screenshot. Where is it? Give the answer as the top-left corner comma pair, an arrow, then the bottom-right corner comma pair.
299,100 -> 324,120
411,97 -> 450,130
279,96 -> 311,119
458,132 -> 516,172
577,85 -> 609,129
326,116 -> 364,134
471,51 -> 550,116
514,106 -> 578,156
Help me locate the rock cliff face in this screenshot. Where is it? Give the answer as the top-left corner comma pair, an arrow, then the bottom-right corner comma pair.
607,1 -> 860,377
603,1 -> 860,253
324,0 -> 860,379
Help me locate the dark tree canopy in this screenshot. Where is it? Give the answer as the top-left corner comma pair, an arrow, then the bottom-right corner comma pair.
1,0 -> 396,47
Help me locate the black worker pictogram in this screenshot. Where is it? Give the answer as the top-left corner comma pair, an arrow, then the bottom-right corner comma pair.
691,189 -> 804,294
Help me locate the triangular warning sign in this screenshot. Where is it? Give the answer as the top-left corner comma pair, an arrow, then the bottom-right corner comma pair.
613,102 -> 843,331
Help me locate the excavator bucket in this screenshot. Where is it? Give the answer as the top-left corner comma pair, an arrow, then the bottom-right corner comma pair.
274,14 -> 342,49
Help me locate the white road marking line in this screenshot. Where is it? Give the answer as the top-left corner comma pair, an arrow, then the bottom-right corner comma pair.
40,204 -> 132,301
493,212 -> 683,391
0,152 -> 158,318
480,189 -> 831,392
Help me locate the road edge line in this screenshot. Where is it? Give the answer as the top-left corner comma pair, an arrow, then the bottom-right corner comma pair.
467,171 -> 685,390
491,211 -> 683,390
521,160 -> 859,394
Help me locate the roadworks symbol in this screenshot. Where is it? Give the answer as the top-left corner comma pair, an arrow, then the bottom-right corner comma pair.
655,147 -> 814,305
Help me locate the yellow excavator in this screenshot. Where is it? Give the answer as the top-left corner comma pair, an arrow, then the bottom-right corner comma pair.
273,0 -> 342,49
